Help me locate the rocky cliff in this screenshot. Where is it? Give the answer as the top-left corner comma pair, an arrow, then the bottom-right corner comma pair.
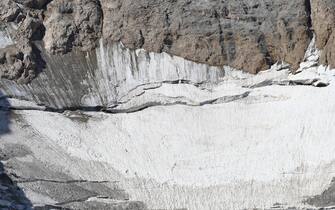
101,0 -> 311,73
0,0 -> 319,85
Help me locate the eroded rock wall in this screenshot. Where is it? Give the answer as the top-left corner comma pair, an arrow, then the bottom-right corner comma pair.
43,0 -> 103,53
0,0 -> 46,83
311,0 -> 335,69
101,0 -> 311,73
0,0 -> 315,83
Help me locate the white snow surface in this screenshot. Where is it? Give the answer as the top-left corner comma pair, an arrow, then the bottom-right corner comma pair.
6,65 -> 335,209
3,35 -> 335,209
19,73 -> 335,184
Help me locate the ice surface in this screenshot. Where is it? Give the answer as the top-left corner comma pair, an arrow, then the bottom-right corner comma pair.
2,36 -> 335,209
0,29 -> 13,48
4,66 -> 335,209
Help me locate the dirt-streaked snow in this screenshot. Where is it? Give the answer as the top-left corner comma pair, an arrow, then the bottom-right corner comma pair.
3,66 -> 334,209
2,35 -> 335,209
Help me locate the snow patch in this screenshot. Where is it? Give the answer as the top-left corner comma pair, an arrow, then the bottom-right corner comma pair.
0,29 -> 13,48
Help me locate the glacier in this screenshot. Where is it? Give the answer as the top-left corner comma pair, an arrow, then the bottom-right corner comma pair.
1,30 -> 335,209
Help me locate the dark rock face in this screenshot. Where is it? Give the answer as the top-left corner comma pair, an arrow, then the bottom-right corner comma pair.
101,0 -> 311,73
311,0 -> 335,69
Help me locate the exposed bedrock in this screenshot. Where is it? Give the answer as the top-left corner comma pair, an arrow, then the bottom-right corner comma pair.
5,0 -> 335,83
0,0 -> 315,83
0,0 -> 46,83
43,0 -> 103,54
101,0 -> 311,73
311,0 -> 335,69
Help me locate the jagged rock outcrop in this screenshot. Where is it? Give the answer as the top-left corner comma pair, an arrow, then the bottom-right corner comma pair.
311,0 -> 335,69
101,0 -> 311,73
0,0 -> 45,83
0,0 -> 103,82
43,0 -> 102,53
0,43 -> 35,83
41,0 -> 312,73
